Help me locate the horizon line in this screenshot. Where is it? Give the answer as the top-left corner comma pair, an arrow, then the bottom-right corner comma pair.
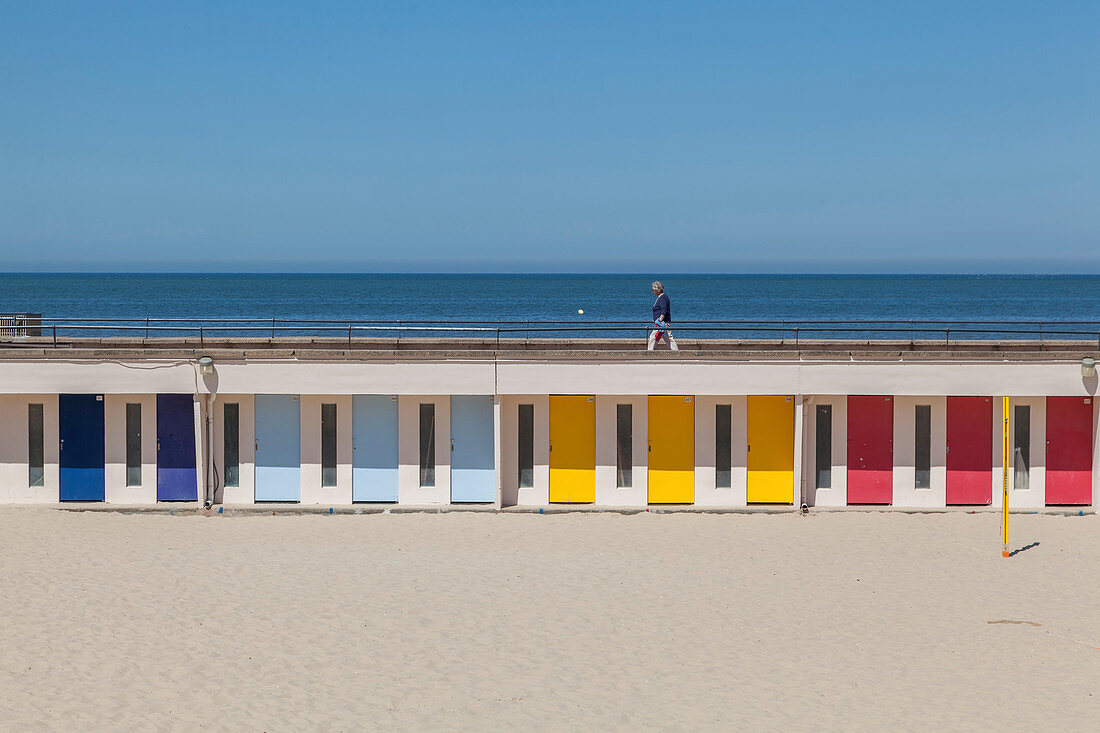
4,271 -> 1100,277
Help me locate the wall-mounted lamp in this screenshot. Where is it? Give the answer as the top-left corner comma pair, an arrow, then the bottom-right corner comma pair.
1082,357 -> 1096,379
198,355 -> 215,376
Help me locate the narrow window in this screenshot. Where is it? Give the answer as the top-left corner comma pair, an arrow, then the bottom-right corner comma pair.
518,404 -> 534,488
419,403 -> 435,486
321,403 -> 337,487
616,404 -> 633,488
715,404 -> 732,488
914,404 -> 931,489
223,403 -> 240,487
1013,404 -> 1030,490
125,403 -> 142,486
815,405 -> 832,488
28,403 -> 44,487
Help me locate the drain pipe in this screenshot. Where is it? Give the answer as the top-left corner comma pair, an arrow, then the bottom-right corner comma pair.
198,356 -> 216,507
205,392 -> 216,507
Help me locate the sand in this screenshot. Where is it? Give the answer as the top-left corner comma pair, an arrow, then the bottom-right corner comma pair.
0,507 -> 1097,731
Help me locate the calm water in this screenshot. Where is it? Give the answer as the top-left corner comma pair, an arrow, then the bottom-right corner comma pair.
3,274 -> 1100,339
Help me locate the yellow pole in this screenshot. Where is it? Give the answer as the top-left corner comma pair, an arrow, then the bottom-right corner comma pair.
1001,396 -> 1010,558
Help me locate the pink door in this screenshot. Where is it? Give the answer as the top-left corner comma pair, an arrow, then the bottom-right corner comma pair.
847,396 -> 894,504
1046,397 -> 1093,505
947,396 -> 992,505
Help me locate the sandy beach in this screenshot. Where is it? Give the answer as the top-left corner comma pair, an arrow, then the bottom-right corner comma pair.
0,508 -> 1097,731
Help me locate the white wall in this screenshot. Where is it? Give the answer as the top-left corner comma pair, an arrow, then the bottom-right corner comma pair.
892,396 -> 947,508
990,397 -> 1005,510
398,396 -> 450,504
694,396 -> 747,507
496,361 -> 1096,397
212,394 -> 255,504
300,395 -> 353,505
1007,397 -> 1045,508
3,359 -> 1096,400
0,394 -> 58,503
499,395 -> 549,507
595,395 -> 647,506
104,395 -> 157,504
806,396 -> 847,507
0,359 -> 497,396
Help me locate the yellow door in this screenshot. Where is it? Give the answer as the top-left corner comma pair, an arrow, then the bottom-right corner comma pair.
747,395 -> 794,503
648,395 -> 695,504
549,395 -> 595,502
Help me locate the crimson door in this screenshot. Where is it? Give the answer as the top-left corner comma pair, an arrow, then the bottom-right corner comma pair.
847,396 -> 894,503
1046,397 -> 1093,505
946,396 -> 992,505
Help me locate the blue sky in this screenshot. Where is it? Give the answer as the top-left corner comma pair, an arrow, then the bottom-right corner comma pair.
1,1 -> 1097,272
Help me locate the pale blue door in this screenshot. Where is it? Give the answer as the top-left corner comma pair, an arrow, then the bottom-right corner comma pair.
451,395 -> 495,502
255,395 -> 300,501
352,395 -> 399,501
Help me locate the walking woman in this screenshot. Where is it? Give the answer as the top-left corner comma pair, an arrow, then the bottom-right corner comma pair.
648,281 -> 678,351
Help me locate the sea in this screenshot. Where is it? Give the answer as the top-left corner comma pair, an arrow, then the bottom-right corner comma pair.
2,273 -> 1100,340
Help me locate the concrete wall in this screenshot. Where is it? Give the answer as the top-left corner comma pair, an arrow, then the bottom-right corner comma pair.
0,394 -> 58,503
1007,397 -> 1045,508
891,396 -> 947,508
0,360 -> 496,396
2,358 -> 1096,399
499,395 -> 549,507
300,395 -> 353,505
806,396 -> 847,507
595,395 -> 647,506
398,395 -> 450,504
694,396 -> 747,506
496,361 -> 1096,398
212,394 -> 256,504
104,394 -> 157,504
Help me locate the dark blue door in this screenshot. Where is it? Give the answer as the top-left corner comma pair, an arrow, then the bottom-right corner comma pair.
59,394 -> 105,501
157,394 -> 198,501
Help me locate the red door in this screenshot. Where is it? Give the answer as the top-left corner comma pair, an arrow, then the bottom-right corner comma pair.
1046,397 -> 1093,505
947,396 -> 992,505
847,396 -> 894,503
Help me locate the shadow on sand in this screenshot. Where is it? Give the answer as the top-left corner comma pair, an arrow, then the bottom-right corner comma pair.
1008,541 -> 1040,557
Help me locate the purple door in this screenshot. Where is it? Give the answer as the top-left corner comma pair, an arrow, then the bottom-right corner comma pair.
157,394 -> 198,501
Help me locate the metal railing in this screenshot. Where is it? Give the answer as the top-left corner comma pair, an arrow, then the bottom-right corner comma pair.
0,313 -> 42,337
3,317 -> 1100,348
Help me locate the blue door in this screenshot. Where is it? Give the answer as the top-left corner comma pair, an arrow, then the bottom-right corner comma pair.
157,394 -> 198,501
60,394 -> 105,501
451,395 -> 495,502
255,395 -> 301,501
352,395 -> 399,502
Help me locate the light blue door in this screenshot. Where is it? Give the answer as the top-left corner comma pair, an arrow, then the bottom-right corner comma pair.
352,395 -> 399,502
255,395 -> 300,501
451,395 -> 495,502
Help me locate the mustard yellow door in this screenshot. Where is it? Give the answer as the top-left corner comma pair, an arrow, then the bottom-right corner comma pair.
648,395 -> 695,504
549,395 -> 596,502
747,395 -> 794,503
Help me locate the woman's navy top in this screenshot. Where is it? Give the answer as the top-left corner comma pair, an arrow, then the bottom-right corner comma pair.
652,293 -> 671,323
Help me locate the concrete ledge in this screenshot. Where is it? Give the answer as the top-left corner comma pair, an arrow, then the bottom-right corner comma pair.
2,336 -> 1098,362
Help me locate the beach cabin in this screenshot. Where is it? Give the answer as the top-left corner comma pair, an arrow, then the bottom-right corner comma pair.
0,338 -> 1096,511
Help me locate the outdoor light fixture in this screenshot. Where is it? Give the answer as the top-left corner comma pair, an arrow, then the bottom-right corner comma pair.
1082,357 -> 1096,379
198,355 -> 215,376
